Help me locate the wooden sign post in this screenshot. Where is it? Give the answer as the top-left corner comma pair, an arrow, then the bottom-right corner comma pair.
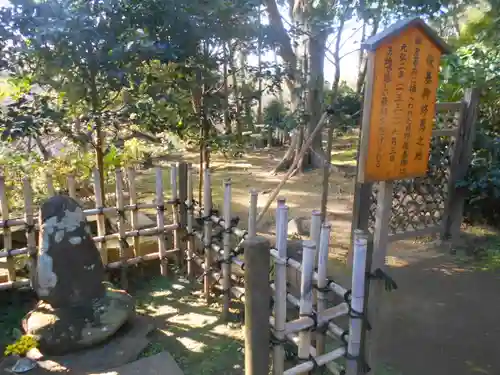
356,18 -> 451,374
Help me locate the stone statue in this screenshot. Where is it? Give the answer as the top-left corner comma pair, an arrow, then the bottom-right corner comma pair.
23,195 -> 134,355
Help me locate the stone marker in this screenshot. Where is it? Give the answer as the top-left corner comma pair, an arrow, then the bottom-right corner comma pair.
23,195 -> 135,355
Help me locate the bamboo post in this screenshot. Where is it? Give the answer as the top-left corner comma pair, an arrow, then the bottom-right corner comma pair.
115,169 -> 128,290
23,178 -> 36,286
92,169 -> 108,265
0,175 -> 15,282
316,222 -> 331,357
346,229 -> 369,375
310,210 -> 321,308
170,163 -> 181,267
273,204 -> 289,375
297,240 -> 316,373
277,197 -> 286,208
203,167 -> 213,302
244,235 -> 271,375
67,174 -> 77,199
156,167 -> 168,276
248,189 -> 258,239
46,172 -> 55,196
127,168 -> 140,258
178,162 -> 188,228
186,164 -> 195,279
222,179 -> 232,320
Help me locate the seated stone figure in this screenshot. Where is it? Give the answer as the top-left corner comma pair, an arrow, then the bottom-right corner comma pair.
23,195 -> 134,355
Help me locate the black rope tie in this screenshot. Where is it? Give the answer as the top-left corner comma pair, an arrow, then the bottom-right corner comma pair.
340,330 -> 349,345
117,209 -> 126,221
269,334 -> 287,348
119,237 -> 129,248
157,205 -> 165,213
300,312 -> 318,332
344,353 -> 371,374
1,219 -> 9,229
315,277 -> 336,293
25,223 -> 35,233
344,289 -> 372,330
308,354 -> 320,372
132,204 -> 139,212
97,207 -> 105,215
212,231 -> 223,242
367,268 -> 398,291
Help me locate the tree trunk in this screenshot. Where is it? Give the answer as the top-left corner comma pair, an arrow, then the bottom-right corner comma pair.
223,42 -> 231,134
305,29 -> 328,169
257,5 -> 263,124
265,0 -> 326,174
229,41 -> 242,142
239,50 -> 253,130
356,17 -> 380,95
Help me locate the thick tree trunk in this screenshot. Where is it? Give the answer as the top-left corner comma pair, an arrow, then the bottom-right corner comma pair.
223,42 -> 231,134
305,29 -> 328,169
265,0 -> 327,174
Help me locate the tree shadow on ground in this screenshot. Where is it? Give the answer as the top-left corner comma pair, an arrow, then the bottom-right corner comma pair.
368,242 -> 500,375
129,270 -> 246,375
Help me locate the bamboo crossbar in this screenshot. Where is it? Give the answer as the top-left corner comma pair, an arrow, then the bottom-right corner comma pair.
280,331 -> 344,375
280,303 -> 349,336
210,214 -> 248,239
106,248 -> 180,269
269,248 -> 348,298
0,202 -> 176,230
191,254 -> 245,300
284,346 -> 346,375
269,283 -> 345,341
192,230 -> 245,269
0,279 -> 31,291
92,223 -> 178,243
0,224 -> 178,261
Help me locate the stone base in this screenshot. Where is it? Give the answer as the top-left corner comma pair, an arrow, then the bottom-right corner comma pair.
23,285 -> 135,355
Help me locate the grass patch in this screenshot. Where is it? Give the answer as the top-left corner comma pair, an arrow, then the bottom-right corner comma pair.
0,292 -> 35,356
134,275 -> 245,375
455,225 -> 500,271
331,148 -> 357,167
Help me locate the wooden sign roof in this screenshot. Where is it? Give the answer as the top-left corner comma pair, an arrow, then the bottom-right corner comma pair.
362,17 -> 452,54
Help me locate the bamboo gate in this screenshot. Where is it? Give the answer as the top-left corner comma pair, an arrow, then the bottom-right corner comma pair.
0,162 -> 371,375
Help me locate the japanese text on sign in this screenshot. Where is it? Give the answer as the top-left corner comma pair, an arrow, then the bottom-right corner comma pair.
362,27 -> 441,182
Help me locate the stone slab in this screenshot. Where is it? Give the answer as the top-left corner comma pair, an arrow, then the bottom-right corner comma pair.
1,315 -> 154,375
90,351 -> 184,375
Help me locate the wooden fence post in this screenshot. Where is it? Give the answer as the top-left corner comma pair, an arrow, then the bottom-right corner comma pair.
443,88 -> 480,246
244,235 -> 271,375
0,174 -> 15,282
349,182 -> 372,267
364,181 -> 393,374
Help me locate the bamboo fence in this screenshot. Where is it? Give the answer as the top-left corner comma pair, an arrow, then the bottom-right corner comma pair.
183,166 -> 369,375
0,161 -> 371,375
0,164 -> 182,290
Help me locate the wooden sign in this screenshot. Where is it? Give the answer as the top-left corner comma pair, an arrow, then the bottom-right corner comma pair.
357,18 -> 451,183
